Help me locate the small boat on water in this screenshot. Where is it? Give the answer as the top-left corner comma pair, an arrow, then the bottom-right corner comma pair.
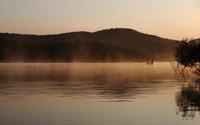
146,58 -> 154,65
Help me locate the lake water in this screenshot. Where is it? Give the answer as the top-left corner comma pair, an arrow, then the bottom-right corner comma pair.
0,63 -> 199,125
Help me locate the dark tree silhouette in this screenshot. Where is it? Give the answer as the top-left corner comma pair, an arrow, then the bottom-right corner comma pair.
175,39 -> 200,75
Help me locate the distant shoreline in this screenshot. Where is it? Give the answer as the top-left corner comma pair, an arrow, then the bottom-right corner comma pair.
0,28 -> 176,62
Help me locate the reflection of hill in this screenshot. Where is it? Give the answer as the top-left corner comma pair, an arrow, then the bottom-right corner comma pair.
0,80 -> 170,102
0,63 -> 176,101
0,28 -> 177,62
176,80 -> 200,119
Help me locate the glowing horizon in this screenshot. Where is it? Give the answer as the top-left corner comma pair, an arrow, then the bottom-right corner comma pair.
1,0 -> 200,40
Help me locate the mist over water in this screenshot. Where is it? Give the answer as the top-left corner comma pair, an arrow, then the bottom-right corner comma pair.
0,63 -> 199,125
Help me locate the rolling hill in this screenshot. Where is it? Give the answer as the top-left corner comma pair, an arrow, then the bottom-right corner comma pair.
0,28 -> 178,62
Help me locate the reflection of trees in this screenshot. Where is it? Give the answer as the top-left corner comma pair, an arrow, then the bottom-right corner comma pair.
0,80 -> 159,102
176,80 -> 200,119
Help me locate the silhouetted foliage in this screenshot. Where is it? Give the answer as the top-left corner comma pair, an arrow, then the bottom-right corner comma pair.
175,39 -> 200,75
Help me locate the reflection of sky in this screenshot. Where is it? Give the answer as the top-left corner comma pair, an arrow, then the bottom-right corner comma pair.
0,63 -> 199,124
0,86 -> 199,125
0,0 -> 200,39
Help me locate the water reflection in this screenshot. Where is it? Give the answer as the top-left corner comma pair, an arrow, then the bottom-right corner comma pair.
0,63 -> 177,101
1,63 -> 200,125
176,80 -> 200,119
0,81 -> 176,102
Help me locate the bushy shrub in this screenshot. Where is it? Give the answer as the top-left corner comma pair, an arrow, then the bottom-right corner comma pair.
175,39 -> 200,75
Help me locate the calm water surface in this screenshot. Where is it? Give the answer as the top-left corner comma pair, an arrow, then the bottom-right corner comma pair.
0,63 -> 199,125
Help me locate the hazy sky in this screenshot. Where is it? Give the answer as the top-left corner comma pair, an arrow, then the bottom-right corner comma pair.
0,0 -> 200,40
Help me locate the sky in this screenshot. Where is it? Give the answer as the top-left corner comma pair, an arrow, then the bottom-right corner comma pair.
0,0 -> 200,40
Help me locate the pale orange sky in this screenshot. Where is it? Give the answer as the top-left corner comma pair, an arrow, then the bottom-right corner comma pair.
0,0 -> 200,40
